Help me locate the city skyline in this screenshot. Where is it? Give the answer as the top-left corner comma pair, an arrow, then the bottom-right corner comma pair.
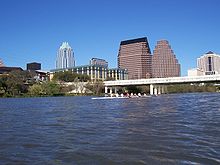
0,0 -> 220,76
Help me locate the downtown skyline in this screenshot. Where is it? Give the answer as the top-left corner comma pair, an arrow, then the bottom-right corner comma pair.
0,0 -> 220,76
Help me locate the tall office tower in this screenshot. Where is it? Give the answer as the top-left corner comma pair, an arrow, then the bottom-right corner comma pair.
197,51 -> 220,75
152,40 -> 180,78
56,42 -> 75,69
90,58 -> 108,68
0,59 -> 4,67
118,37 -> 152,79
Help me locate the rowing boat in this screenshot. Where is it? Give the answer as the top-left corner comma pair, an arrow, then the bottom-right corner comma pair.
91,97 -> 129,100
91,95 -> 152,100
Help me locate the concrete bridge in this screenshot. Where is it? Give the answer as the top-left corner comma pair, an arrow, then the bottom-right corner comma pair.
104,75 -> 220,95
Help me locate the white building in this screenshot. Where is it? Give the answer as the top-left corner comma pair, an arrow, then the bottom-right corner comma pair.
50,64 -> 128,81
197,51 -> 220,75
188,68 -> 204,76
56,42 -> 75,69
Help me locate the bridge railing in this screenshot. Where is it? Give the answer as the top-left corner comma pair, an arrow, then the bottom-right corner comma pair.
104,75 -> 220,86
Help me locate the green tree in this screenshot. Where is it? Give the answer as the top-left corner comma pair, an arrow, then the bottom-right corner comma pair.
78,74 -> 91,82
126,85 -> 142,94
52,71 -> 78,82
53,71 -> 91,82
4,70 -> 32,96
41,81 -> 61,96
28,81 -> 61,96
28,84 -> 44,96
166,83 -> 216,93
86,81 -> 104,95
0,75 -> 7,96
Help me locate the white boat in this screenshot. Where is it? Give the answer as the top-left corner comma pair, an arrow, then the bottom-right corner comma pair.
91,95 -> 152,100
91,97 -> 129,100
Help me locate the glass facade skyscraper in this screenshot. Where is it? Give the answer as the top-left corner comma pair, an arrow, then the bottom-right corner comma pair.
56,42 -> 75,69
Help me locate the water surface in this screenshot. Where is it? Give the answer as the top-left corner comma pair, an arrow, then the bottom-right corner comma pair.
0,93 -> 220,164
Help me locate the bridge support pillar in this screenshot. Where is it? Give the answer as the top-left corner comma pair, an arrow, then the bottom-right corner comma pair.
105,86 -> 108,94
150,84 -> 154,95
161,86 -> 165,94
158,86 -> 161,95
154,86 -> 158,95
150,85 -> 165,95
115,87 -> 118,94
109,87 -> 113,94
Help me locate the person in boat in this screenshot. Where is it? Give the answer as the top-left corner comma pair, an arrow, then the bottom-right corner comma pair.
125,93 -> 130,98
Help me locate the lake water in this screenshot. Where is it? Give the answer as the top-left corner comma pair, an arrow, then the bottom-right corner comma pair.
0,93 -> 220,164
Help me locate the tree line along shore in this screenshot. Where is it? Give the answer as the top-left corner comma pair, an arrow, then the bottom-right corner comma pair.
0,70 -> 219,97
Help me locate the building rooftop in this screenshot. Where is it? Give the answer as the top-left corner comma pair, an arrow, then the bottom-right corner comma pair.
50,64 -> 128,73
120,37 -> 148,45
90,58 -> 106,61
27,62 -> 41,64
59,42 -> 72,49
0,67 -> 23,74
206,51 -> 214,54
51,64 -> 108,72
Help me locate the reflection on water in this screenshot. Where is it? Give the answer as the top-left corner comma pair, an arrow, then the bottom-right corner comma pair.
0,93 -> 220,164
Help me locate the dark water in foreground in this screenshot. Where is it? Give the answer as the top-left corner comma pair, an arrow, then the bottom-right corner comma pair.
0,93 -> 220,165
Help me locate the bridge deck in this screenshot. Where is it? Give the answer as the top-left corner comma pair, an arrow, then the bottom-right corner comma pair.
104,75 -> 220,86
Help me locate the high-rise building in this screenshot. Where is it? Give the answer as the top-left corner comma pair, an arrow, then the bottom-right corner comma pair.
56,42 -> 75,69
0,59 -> 4,67
197,51 -> 220,75
90,58 -> 108,68
152,40 -> 180,78
118,37 -> 152,79
27,62 -> 41,71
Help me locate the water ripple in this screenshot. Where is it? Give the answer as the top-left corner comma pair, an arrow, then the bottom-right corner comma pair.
0,93 -> 220,164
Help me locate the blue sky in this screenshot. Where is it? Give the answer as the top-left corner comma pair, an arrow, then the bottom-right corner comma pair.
0,0 -> 220,76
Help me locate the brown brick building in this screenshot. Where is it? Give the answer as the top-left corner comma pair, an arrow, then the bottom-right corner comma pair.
152,40 -> 180,78
118,37 -> 152,79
